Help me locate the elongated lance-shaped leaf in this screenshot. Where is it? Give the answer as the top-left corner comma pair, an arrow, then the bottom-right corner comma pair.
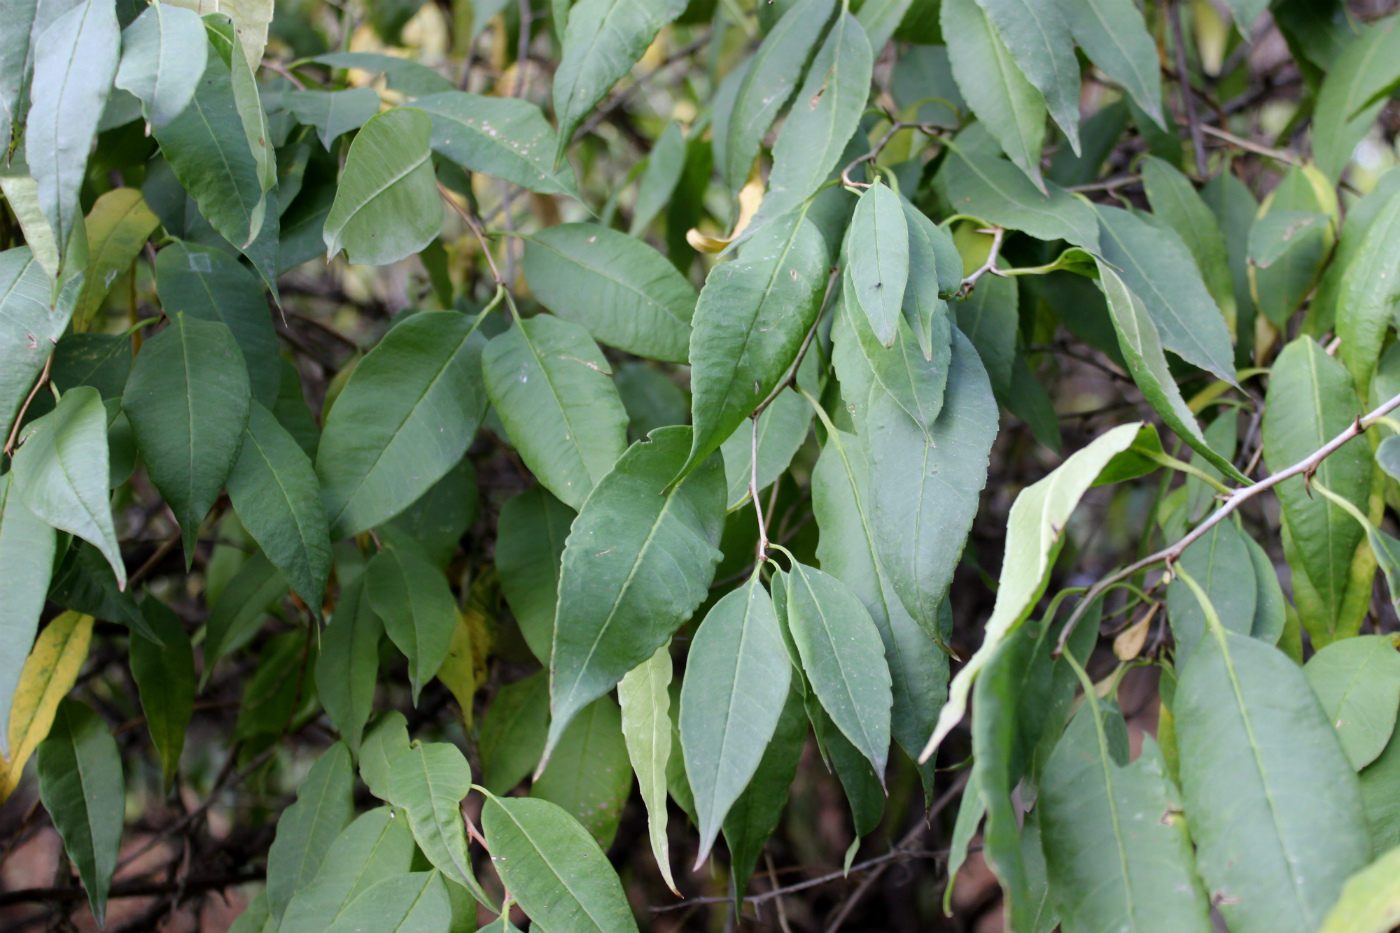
1,247 -> 69,436
923,421 -> 1144,761
679,210 -> 828,484
483,313 -> 629,511
496,487 -> 575,665
317,311 -> 488,538
547,426 -> 725,764
1140,155 -> 1237,333
723,0 -> 838,192
28,0 -> 119,266
618,645 -> 678,894
72,188 -> 159,332
115,2 -> 207,128
36,699 -> 124,927
323,108 -> 444,266
122,313 -> 252,567
942,0 -> 1047,190
785,560 -> 892,780
680,576 -> 792,866
266,742 -> 355,920
1313,16 -> 1400,183
416,91 -> 580,199
1337,186 -> 1400,395
279,807 -> 417,933
1099,264 -> 1249,483
367,544 -> 457,702
752,12 -> 873,228
0,473 -> 55,757
322,872 -> 452,933
972,0 -> 1080,152
313,576 -> 382,756
130,598 -> 196,793
480,672 -> 549,794
1164,520 -> 1259,667
1060,0 -> 1164,127
2,612 -> 94,802
13,386 -> 124,586
385,742 -> 492,907
1176,588 -> 1370,933
846,181 -> 908,347
521,224 -> 696,364
870,329 -> 998,639
551,0 -> 689,166
532,695 -> 631,848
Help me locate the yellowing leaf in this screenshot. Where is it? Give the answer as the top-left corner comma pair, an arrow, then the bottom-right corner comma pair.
1,612 -> 94,801
74,188 -> 159,330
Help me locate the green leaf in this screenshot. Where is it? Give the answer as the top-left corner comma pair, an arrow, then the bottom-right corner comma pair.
902,199 -> 961,354
1098,263 -> 1248,483
1337,187 -> 1400,395
480,670 -> 549,794
935,131 -> 1100,249
521,224 -> 697,363
1248,209 -> 1331,328
682,211 -> 828,481
154,239 -> 279,405
1176,630 -> 1371,933
152,35 -> 266,250
1313,16 -> 1400,182
1,247 -> 69,434
367,544 -> 458,702
28,0 -> 119,264
36,699 -> 123,928
1243,531 -> 1286,644
846,181 -> 908,347
547,426 -> 724,759
630,121 -> 686,235
266,742 -> 355,921
1040,701 -> 1213,933
1202,166 -> 1261,344
204,14 -> 275,202
618,645 -> 677,893
953,272 -> 1017,395
73,188 -> 159,331
483,314 -> 629,510
1262,338 -> 1371,645
201,549 -> 288,681
1362,724 -> 1400,854
323,872 -> 453,933
809,697 -> 885,846
972,0 -> 1079,152
869,329 -> 998,638
313,51 -> 455,97
280,807 -> 418,933
1060,0 -> 1164,126
13,386 -> 123,586
130,597 -> 195,792
279,87 -> 380,150
533,695 -> 632,849
785,560 -> 892,779
679,576 -> 792,864
754,12 -> 872,226
1304,635 -> 1400,770
857,0 -> 915,49
123,313 -> 252,566
313,575 -> 382,755
416,91 -> 580,199
385,742 -> 490,905
1165,520 -> 1258,666
114,2 -> 207,127
1140,155 -> 1237,334
1314,168 -> 1400,338
1319,843 -> 1400,933
0,474 -> 56,757
942,0 -> 1047,190
383,456 -> 477,569
924,421 -> 1143,759
480,794 -> 640,933
323,108 -> 444,266
1095,203 -> 1238,385
359,711 -> 410,802
0,0 -> 35,153
719,388 -> 811,510
317,311 -> 488,538
722,0 -> 837,193
496,488 -> 575,664
550,0 -> 689,165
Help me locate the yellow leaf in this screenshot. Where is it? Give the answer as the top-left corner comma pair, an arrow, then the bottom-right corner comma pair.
1,612 -> 94,801
438,611 -> 476,729
685,168 -> 765,254
74,188 -> 160,331
1113,603 -> 1157,661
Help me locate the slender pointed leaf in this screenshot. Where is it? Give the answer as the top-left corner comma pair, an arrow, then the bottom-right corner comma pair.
130,598 -> 195,792
0,474 -> 56,757
266,742 -> 355,920
385,742 -> 490,905
496,488 -> 575,665
618,646 -> 678,893
532,695 -> 631,849
314,576 -> 382,755
367,544 -> 458,702
280,807 -> 418,933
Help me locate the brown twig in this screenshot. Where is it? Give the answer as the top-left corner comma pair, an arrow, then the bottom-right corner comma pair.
958,227 -> 1007,297
571,33 -> 712,144
439,182 -> 505,285
1200,124 -> 1300,165
4,348 -> 54,456
259,59 -> 307,89
1168,0 -> 1208,178
126,530 -> 183,590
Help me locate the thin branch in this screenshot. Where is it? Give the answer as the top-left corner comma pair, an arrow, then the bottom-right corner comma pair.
571,33 -> 712,143
4,347 -> 54,456
259,60 -> 307,89
1200,124 -> 1299,165
1054,388 -> 1400,656
1067,174 -> 1142,194
127,530 -> 182,589
958,227 -> 1007,297
750,415 -> 769,558
440,182 -> 505,285
1168,0 -> 1208,177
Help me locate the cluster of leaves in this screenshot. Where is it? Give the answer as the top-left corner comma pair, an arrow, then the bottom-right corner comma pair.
5,0 -> 1400,930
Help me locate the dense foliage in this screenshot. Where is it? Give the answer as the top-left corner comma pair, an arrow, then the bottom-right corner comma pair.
4,0 -> 1400,930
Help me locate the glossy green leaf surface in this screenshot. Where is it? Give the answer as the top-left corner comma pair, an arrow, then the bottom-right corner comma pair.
846,181 -> 908,347
385,742 -> 488,904
279,87 -> 380,150
279,807 -> 417,933
1140,155 -> 1237,333
417,91 -> 579,198
972,0 -> 1079,152
322,871 -> 452,933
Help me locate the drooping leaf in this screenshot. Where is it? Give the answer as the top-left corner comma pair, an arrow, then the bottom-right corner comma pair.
680,576 -> 792,864
323,108 -> 444,266
521,224 -> 696,363
323,871 -> 453,933
1304,635 -> 1400,770
201,549 -> 288,681
547,425 -> 724,759
480,794 -> 640,933
1,612 -> 94,802
129,597 -> 196,792
122,313 -> 252,566
719,388 -> 812,510
629,121 -> 686,235
36,699 -> 123,927
313,51 -> 455,97
317,311 -> 488,538
846,181 -> 908,347
28,0 -> 120,265
681,211 -> 827,481
1176,629 -> 1371,933
953,271 -> 1018,396
1060,0 -> 1163,126
416,91 -> 580,199
618,646 -> 678,893
972,0 -> 1080,152
480,671 -> 549,794
266,742 -> 356,921
358,711 -> 410,802
1248,206 -> 1332,328
1164,519 -> 1258,666
114,2 -> 207,128
278,87 -> 380,150
1140,155 -> 1237,334
482,313 -> 629,511
313,576 -> 382,755
1313,16 -> 1400,182
72,188 -> 159,330
1337,188 -> 1400,395
366,544 -> 458,702
0,247 -> 69,434
279,807 -> 418,933
0,474 -> 56,757
550,0 -> 690,165
496,487 -> 575,665
533,695 -> 632,849
385,741 -> 490,905
13,386 -> 124,586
